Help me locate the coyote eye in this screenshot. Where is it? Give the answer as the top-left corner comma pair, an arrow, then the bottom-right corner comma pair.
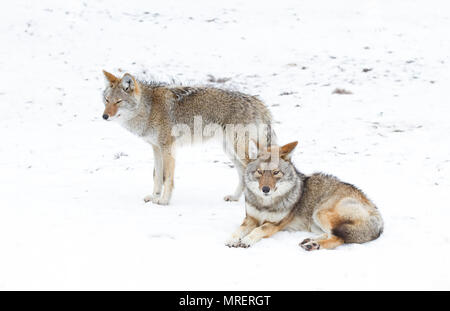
273,170 -> 280,175
255,169 -> 263,176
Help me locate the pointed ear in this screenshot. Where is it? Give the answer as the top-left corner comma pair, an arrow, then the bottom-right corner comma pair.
121,73 -> 139,94
279,141 -> 298,160
103,70 -> 119,85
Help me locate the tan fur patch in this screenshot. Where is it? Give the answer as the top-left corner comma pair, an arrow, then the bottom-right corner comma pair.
316,204 -> 344,230
259,223 -> 282,238
259,171 -> 276,191
316,195 -> 371,231
243,215 -> 258,227
318,235 -> 344,249
162,150 -> 175,188
104,102 -> 119,117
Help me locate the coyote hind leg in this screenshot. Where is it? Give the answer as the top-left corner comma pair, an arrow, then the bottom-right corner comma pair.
155,148 -> 175,205
223,131 -> 250,202
299,201 -> 351,251
300,235 -> 344,251
224,159 -> 246,202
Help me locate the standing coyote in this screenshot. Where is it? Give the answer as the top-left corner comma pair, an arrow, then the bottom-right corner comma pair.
226,141 -> 383,250
101,70 -> 274,205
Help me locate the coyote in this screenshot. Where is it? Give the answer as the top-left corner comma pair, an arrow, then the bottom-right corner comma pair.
226,141 -> 383,250
101,70 -> 274,205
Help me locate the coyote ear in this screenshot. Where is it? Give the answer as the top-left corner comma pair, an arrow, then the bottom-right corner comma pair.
279,141 -> 298,160
103,70 -> 119,85
121,73 -> 139,94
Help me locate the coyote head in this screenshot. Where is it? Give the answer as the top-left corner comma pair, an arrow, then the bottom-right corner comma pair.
245,141 -> 299,200
101,70 -> 142,122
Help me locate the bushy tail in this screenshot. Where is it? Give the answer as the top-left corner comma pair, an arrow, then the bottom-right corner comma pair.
332,211 -> 384,244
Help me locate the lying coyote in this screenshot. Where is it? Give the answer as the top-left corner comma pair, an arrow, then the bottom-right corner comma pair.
226,141 -> 383,250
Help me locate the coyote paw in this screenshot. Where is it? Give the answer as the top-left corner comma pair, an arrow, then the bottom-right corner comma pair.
144,191 -> 161,202
225,237 -> 241,248
224,195 -> 239,202
236,237 -> 253,248
143,195 -> 169,205
143,195 -> 153,203
152,197 -> 169,205
300,238 -> 320,251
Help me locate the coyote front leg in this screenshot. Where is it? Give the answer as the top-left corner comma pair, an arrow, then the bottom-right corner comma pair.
152,147 -> 175,205
144,145 -> 163,203
226,215 -> 258,247
238,222 -> 283,248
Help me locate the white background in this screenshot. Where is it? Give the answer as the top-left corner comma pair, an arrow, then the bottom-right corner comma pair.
0,0 -> 449,289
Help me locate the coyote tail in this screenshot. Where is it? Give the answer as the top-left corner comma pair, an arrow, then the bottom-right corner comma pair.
332,212 -> 384,243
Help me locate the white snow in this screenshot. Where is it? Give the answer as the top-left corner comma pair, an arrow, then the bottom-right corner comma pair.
1,0 -> 450,290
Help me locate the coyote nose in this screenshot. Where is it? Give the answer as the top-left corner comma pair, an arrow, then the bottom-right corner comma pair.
102,114 -> 109,120
262,186 -> 270,194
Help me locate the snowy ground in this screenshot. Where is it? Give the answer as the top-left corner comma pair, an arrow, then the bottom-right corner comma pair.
1,0 -> 450,290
